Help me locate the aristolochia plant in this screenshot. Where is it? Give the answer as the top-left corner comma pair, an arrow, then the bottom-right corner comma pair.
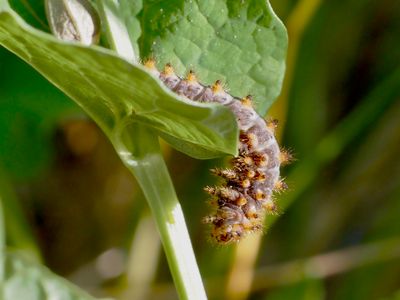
0,0 -> 287,299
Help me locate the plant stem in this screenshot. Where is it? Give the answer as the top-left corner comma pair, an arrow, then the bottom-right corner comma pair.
114,123 -> 206,300
96,2 -> 207,297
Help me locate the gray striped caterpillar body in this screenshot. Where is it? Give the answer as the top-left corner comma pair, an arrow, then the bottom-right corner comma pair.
144,60 -> 291,244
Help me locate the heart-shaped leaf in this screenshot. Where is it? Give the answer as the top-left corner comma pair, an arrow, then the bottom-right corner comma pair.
137,0 -> 288,115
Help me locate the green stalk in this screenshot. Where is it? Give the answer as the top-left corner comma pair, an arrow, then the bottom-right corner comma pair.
115,123 -> 206,300
96,1 -> 207,298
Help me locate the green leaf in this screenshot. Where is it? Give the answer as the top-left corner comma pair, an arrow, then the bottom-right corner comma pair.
0,7 -> 238,159
138,0 -> 288,115
3,252 -> 103,300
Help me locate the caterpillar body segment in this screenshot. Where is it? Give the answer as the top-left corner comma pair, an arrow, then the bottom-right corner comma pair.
144,60 -> 287,244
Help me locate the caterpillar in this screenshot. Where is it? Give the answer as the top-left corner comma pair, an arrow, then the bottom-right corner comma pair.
144,59 -> 291,244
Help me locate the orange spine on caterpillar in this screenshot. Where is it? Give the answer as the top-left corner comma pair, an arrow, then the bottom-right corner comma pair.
144,59 -> 292,244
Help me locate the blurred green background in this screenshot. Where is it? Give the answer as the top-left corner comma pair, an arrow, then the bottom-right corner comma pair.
1,0 -> 400,299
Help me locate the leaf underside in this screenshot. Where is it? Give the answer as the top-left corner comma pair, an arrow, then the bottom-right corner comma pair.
0,8 -> 238,159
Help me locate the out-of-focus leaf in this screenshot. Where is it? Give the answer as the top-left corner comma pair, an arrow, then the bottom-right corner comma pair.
266,279 -> 325,300
266,0 -> 400,261
138,0 -> 288,115
326,102 -> 400,300
3,252 -> 103,300
0,7 -> 239,158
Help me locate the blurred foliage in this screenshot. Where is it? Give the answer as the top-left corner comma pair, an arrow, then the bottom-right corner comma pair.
0,0 -> 400,299
3,252 -> 99,300
0,47 -> 78,180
